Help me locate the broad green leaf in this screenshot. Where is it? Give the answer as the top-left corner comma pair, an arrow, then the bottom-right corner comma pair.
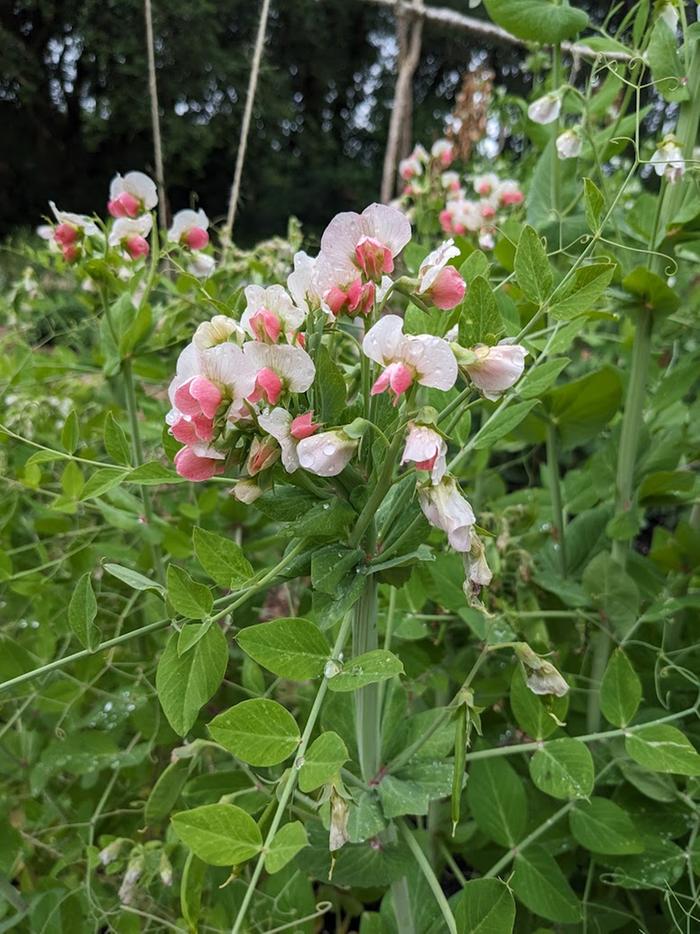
460,249 -> 490,283
618,759 -> 677,803
104,562 -> 165,597
529,738 -> 594,799
549,263 -> 615,320
514,225 -> 552,304
473,400 -> 539,450
600,649 -> 642,727
484,0 -> 588,43
625,725 -> 700,776
61,460 -> 84,499
458,276 -> 504,347
298,732 -> 348,792
237,617 -> 330,680
311,544 -> 364,595
466,756 -> 527,847
327,649 -> 404,692
167,564 -> 213,620
510,665 -> 569,740
156,624 -> 228,735
193,527 -> 253,588
569,798 -> 644,855
177,621 -> 213,656
512,845 -> 582,923
638,470 -> 695,504
171,803 -> 261,866
607,833 -> 685,890
68,572 -> 99,650
378,764 -> 454,819
264,821 -> 308,874
583,552 -> 639,636
453,877 -> 515,934
622,266 -> 680,315
61,409 -> 79,454
145,758 -> 189,824
347,791 -> 386,843
517,357 -> 569,399
545,366 -> 622,448
208,698 -> 300,766
583,177 -> 605,231
104,411 -> 131,465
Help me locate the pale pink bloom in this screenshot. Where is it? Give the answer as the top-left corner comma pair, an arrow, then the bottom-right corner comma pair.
651,136 -> 685,183
297,429 -> 357,476
418,477 -> 476,552
174,444 -> 225,482
401,423 -> 447,483
441,171 -> 461,192
242,285 -> 306,344
49,202 -> 99,238
556,129 -> 582,160
362,315 -> 458,402
193,315 -> 245,351
243,342 -> 315,406
417,240 -> 466,310
167,209 -> 209,250
528,93 -> 561,125
108,171 -> 158,218
473,174 -> 499,197
399,154 -> 424,181
246,435 -> 280,475
496,180 -> 524,207
109,215 -> 153,260
258,407 -> 300,472
287,251 -> 324,315
188,253 -> 216,278
465,341 -> 527,400
478,230 -> 496,251
431,139 -> 455,167
232,479 -> 262,503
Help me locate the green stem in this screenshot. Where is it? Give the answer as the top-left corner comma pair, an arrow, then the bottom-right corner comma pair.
398,821 -> 458,934
350,424 -> 406,549
546,421 -> 567,576
230,611 -> 354,934
353,575 -> 380,782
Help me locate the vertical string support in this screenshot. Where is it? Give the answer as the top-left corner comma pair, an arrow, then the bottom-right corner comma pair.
144,0 -> 168,231
221,0 -> 272,251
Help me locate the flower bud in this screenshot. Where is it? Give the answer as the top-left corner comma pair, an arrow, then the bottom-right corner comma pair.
232,479 -> 263,503
297,429 -> 358,477
465,342 -> 527,400
556,128 -> 583,160
418,477 -> 476,552
528,93 -> 562,125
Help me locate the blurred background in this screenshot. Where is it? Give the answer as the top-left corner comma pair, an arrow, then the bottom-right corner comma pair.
1,0 -> 650,244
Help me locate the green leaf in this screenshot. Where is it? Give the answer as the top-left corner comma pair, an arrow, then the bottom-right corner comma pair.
625,725 -> 700,776
512,845 -> 582,923
473,400 -> 539,450
104,412 -> 131,465
61,460 -> 84,499
466,756 -> 527,847
514,225 -> 552,304
68,572 -> 99,650
569,798 -> 644,855
517,357 -> 569,400
81,467 -> 129,501
193,527 -> 253,588
127,462 -> 186,484
208,698 -> 300,766
156,624 -> 228,735
484,0 -> 588,43
583,552 -> 639,636
545,366 -> 622,448
327,649 -> 404,692
61,409 -> 80,454
607,833 -> 685,890
311,544 -> 364,595
622,266 -> 681,315
237,617 -> 330,680
583,177 -> 605,231
549,263 -> 615,320
104,562 -> 165,596
298,732 -> 348,792
167,564 -> 213,620
171,803 -> 262,866
529,738 -> 595,799
145,759 -> 190,824
510,665 -> 569,740
264,821 -> 308,874
458,276 -> 504,347
647,18 -> 690,103
453,878 -> 516,934
314,344 -> 347,424
460,249 -> 490,283
600,649 -> 642,727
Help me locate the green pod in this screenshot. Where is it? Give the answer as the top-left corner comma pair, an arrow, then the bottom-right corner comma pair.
451,703 -> 467,836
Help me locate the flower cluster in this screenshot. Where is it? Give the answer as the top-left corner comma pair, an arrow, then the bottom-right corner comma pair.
438,173 -> 524,250
166,200 -> 528,583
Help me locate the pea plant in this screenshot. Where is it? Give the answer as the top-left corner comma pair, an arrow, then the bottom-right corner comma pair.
1,1 -> 700,932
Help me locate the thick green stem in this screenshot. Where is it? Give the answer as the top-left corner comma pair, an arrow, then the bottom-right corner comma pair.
398,821 -> 457,934
353,575 -> 380,782
546,422 -> 567,577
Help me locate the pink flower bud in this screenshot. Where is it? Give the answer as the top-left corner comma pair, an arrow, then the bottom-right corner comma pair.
371,361 -> 414,403
54,223 -> 78,246
184,226 -> 209,250
108,191 -> 141,218
248,309 -> 282,343
290,411 -> 320,440
355,236 -> 394,281
174,376 -> 222,420
500,189 -> 523,206
174,447 -> 225,481
125,235 -> 149,260
427,266 -> 466,311
249,368 -> 283,406
439,210 -> 454,235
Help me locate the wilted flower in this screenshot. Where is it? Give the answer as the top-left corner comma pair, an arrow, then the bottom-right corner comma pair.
241,284 -> 306,344
108,171 -> 158,218
401,423 -> 447,483
515,643 -> 569,697
528,93 -> 562,125
159,850 -> 173,887
556,128 -> 583,160
464,341 -> 527,400
651,136 -> 685,184
329,790 -> 350,852
118,851 -> 145,905
109,215 -> 153,260
464,531 -> 492,593
98,838 -> 127,866
417,240 -> 467,310
297,428 -> 358,477
232,478 -> 262,503
418,477 -> 476,552
167,208 -> 209,250
363,315 -> 458,403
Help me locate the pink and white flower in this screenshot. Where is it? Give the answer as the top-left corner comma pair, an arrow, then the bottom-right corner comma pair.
473,173 -> 499,197
258,407 -> 300,472
556,128 -> 583,160
417,240 -> 466,310
48,202 -> 99,261
108,171 -> 158,218
528,93 -> 562,125
174,444 -> 225,482
441,171 -> 462,193
418,477 -> 476,552
109,215 -> 153,260
651,136 -> 685,184
243,342 -> 315,406
431,139 -> 455,167
242,285 -> 306,344
193,315 -> 245,351
297,428 -> 358,477
399,153 -> 424,181
362,315 -> 458,402
167,209 -> 209,250
496,180 -> 524,207
401,423 -> 447,483
465,341 -> 527,400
